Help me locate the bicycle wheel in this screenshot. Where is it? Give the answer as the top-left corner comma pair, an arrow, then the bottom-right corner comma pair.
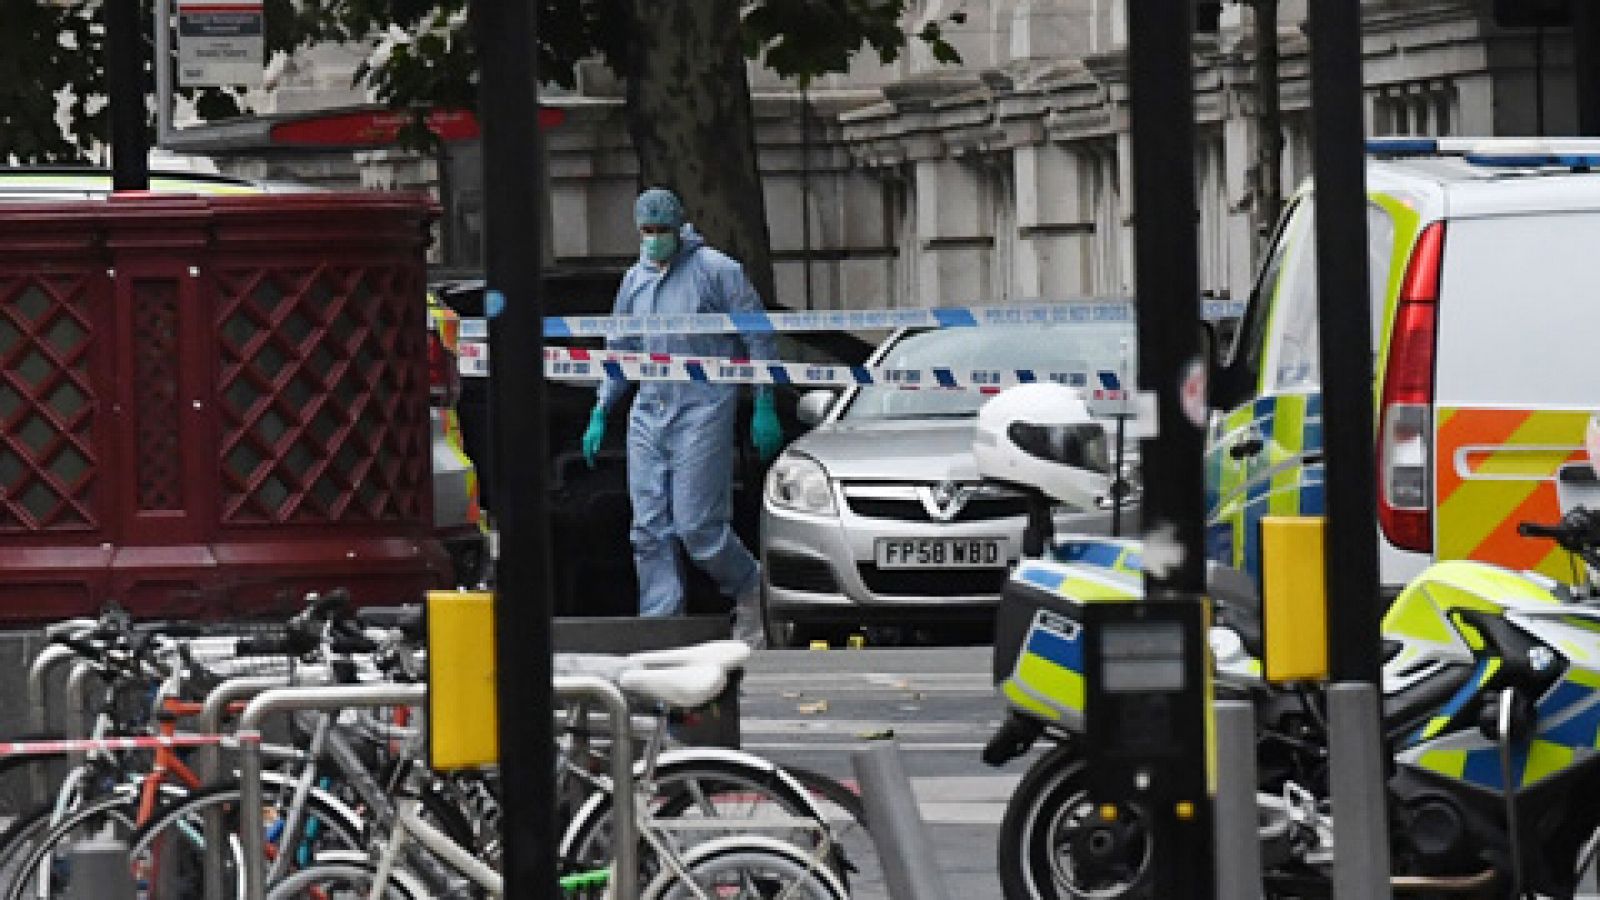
0,791 -> 142,900
129,778 -> 366,899
560,753 -> 832,884
264,851 -> 427,900
642,835 -> 850,900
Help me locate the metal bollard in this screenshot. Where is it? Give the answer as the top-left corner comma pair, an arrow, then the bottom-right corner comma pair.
65,830 -> 136,900
1214,700 -> 1264,900
1329,682 -> 1393,900
851,741 -> 952,900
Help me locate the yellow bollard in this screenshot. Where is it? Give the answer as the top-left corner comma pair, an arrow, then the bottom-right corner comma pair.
1261,516 -> 1329,683
809,639 -> 830,651
427,591 -> 500,770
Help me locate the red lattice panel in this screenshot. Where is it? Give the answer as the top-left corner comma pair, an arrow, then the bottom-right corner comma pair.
133,280 -> 183,512
214,265 -> 429,525
0,275 -> 98,532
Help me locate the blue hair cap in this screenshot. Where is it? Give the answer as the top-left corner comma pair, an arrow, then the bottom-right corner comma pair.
634,187 -> 685,228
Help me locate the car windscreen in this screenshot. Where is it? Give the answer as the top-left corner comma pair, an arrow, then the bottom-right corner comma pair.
839,323 -> 1136,421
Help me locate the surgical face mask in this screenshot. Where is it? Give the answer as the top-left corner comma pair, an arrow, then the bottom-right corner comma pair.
641,232 -> 678,262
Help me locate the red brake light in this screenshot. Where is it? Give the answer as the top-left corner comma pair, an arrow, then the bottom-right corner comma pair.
1377,221 -> 1443,553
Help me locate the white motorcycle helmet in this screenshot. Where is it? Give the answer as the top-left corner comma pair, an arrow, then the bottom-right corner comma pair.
972,383 -> 1112,510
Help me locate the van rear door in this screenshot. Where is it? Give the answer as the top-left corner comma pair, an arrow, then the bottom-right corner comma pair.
1432,211 -> 1598,577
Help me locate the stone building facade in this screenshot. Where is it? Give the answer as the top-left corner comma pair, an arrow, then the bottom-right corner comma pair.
200,0 -> 1577,311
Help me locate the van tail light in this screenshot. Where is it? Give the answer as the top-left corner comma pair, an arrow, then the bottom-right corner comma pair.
1377,221 -> 1443,553
428,330 -> 461,408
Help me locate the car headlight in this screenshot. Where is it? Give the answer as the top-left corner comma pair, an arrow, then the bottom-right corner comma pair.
765,454 -> 836,515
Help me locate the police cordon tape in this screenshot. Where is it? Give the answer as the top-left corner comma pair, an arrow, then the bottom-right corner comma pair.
468,346 -> 1134,414
456,297 -> 1246,341
0,733 -> 259,757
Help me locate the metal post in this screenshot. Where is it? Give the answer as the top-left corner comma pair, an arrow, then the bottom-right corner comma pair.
473,0 -> 559,895
106,0 -> 150,190
1125,0 -> 1216,895
1214,701 -> 1263,900
154,0 -> 173,146
800,86 -> 814,311
1328,684 -> 1391,898
236,684 -> 427,900
851,742 -> 952,900
1575,1 -> 1600,136
1306,3 -> 1392,898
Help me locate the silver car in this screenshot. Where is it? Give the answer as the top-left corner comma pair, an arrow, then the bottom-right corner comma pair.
760,324 -> 1139,646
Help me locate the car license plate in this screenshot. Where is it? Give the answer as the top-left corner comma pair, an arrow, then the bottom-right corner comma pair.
874,538 -> 1005,570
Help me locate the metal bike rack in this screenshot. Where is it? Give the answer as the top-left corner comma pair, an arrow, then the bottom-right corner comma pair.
28,643 -> 77,732
196,674 -> 301,900
26,644 -> 79,804
237,684 -> 425,900
553,675 -> 639,900
235,676 -> 637,900
64,661 -> 102,772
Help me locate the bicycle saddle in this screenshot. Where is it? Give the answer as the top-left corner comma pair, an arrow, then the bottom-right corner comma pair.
553,653 -> 636,681
618,663 -> 728,709
627,640 -> 751,673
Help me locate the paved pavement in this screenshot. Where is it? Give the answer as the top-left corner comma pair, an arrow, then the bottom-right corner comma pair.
739,645 -> 1028,899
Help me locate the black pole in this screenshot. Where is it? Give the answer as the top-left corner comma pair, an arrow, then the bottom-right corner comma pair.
473,0 -> 557,896
1126,1 -> 1214,895
1575,2 -> 1600,135
1307,8 -> 1393,894
106,0 -> 150,190
1535,26 -> 1546,137
800,85 -> 814,311
1308,0 -> 1380,688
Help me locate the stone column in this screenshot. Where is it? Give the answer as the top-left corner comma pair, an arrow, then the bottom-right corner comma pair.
1014,141 -> 1095,297
913,155 -> 993,307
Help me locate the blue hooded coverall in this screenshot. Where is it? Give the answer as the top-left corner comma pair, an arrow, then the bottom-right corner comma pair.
596,226 -> 777,617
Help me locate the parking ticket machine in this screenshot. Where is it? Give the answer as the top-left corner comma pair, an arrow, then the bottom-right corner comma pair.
1081,597 -> 1214,892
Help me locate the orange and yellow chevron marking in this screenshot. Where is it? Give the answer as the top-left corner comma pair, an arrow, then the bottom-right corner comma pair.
1436,408 -> 1589,578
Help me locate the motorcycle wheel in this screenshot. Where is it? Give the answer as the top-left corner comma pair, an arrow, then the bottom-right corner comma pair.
998,746 -> 1154,900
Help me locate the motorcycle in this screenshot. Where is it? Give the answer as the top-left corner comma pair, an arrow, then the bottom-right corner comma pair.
976,389 -> 1600,899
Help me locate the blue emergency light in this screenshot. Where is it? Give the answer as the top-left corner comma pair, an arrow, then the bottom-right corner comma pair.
1365,137 -> 1600,170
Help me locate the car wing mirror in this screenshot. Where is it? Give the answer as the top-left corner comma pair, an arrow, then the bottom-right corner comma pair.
796,389 -> 837,426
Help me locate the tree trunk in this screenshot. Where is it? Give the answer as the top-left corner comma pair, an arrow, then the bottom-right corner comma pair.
619,0 -> 778,307
1252,0 -> 1283,250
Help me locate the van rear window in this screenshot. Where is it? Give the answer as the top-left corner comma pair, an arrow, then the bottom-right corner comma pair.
1435,212 -> 1600,407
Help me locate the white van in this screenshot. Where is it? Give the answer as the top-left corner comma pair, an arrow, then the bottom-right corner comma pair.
1207,138 -> 1600,592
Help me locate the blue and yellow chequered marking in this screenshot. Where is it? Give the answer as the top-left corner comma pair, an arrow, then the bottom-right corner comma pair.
1017,557 -> 1140,604
1006,620 -> 1087,719
1203,187 -> 1422,580
1205,393 -> 1324,581
1003,548 -> 1140,723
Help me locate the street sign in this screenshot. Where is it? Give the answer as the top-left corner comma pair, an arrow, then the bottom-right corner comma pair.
176,0 -> 263,88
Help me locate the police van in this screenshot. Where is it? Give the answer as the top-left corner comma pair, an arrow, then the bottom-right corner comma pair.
1207,138 -> 1600,593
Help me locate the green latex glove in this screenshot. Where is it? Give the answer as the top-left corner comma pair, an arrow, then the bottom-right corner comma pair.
581,404 -> 607,468
751,391 -> 783,462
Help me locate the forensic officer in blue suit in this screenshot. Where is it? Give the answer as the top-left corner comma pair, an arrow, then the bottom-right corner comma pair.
581,187 -> 783,646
